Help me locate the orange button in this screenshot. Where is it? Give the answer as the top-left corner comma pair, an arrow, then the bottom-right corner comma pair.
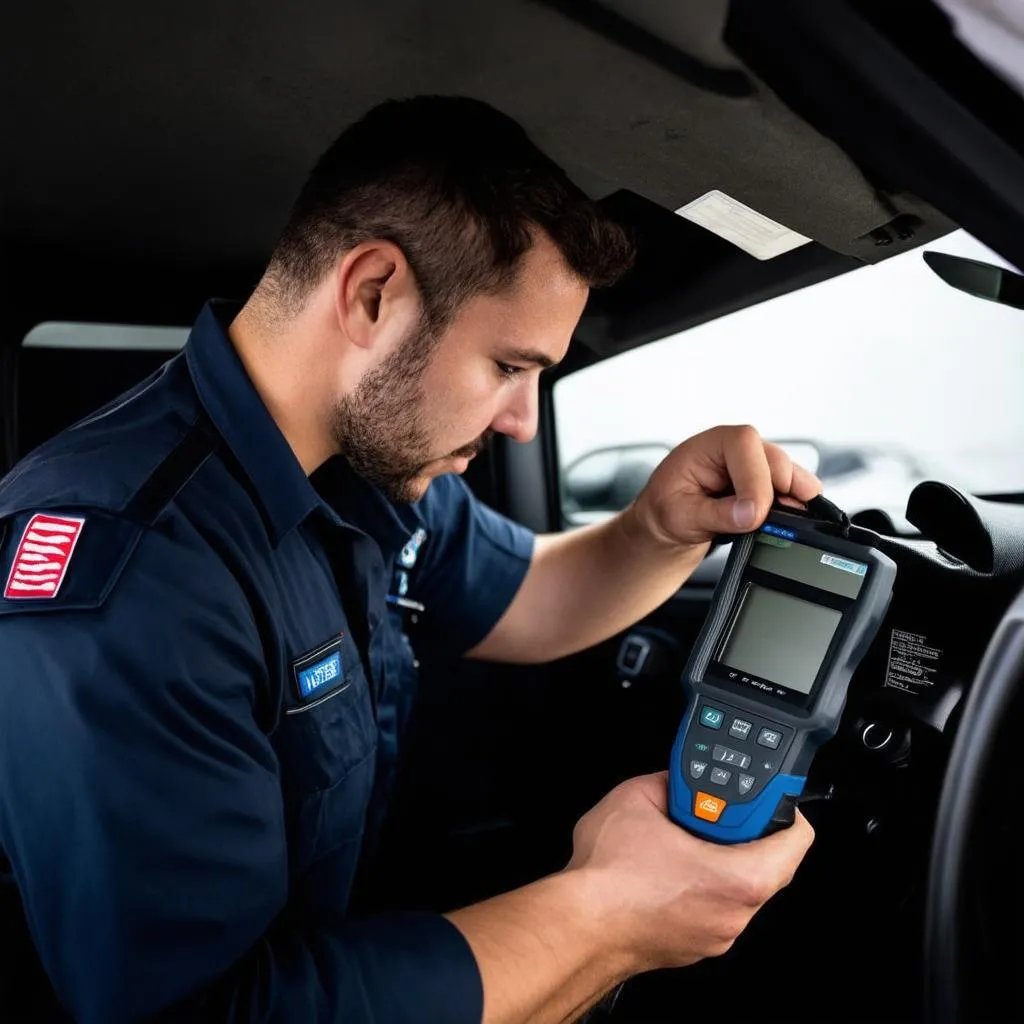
694,791 -> 727,822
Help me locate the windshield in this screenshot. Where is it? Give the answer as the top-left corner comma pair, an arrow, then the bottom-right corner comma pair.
554,229 -> 1024,528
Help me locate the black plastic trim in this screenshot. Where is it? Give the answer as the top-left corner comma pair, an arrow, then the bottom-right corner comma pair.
727,0 -> 1024,273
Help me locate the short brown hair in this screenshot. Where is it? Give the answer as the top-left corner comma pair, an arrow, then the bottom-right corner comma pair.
264,95 -> 634,329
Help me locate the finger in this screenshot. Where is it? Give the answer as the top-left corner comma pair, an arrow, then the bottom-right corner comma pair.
632,771 -> 670,813
790,463 -> 823,502
775,495 -> 806,510
735,810 -> 815,888
764,443 -> 822,503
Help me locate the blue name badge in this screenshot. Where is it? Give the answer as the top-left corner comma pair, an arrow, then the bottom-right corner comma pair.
291,635 -> 347,707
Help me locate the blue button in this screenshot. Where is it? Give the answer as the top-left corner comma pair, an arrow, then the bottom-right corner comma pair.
700,705 -> 725,730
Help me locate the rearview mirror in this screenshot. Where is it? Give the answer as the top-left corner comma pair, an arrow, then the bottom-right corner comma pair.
563,444 -> 671,520
923,251 -> 1024,311
563,438 -> 823,524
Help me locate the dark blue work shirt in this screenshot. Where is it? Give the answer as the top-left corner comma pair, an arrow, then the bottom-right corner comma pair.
0,302 -> 534,1022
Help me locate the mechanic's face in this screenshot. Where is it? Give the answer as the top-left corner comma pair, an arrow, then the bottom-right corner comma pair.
335,234 -> 588,503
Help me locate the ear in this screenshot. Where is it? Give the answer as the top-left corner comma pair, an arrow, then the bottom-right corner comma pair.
333,240 -> 418,352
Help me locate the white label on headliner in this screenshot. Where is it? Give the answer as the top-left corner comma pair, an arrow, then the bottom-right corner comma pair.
675,189 -> 812,260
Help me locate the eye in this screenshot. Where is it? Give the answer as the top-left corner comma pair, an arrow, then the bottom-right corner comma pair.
495,361 -> 525,380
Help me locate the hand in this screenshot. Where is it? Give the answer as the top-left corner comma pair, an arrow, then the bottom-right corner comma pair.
566,771 -> 815,972
631,425 -> 822,549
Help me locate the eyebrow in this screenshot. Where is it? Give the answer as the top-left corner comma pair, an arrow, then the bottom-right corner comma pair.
503,347 -> 557,370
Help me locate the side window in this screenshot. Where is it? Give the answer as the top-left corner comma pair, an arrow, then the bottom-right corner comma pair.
553,229 -> 1024,531
16,322 -> 188,457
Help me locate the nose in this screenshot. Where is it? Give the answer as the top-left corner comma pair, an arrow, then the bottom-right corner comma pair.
491,378 -> 539,445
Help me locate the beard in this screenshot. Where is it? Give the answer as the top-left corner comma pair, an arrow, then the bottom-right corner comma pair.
331,318 -> 492,503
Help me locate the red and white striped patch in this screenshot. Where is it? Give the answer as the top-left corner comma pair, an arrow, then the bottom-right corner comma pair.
4,514 -> 85,599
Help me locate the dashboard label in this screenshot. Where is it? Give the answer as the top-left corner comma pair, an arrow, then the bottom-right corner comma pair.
884,629 -> 942,694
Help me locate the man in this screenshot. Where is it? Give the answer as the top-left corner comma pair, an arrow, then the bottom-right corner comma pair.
0,96 -> 818,1023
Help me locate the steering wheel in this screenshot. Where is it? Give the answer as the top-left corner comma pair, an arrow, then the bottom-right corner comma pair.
924,583 -> 1024,1023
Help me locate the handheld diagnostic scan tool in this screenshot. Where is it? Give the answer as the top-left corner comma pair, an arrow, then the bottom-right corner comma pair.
668,499 -> 896,843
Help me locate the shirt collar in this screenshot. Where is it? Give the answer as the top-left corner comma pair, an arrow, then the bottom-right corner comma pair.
185,300 -> 416,554
311,455 -> 418,557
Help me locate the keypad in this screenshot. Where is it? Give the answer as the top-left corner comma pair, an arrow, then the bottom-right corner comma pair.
682,699 -> 791,804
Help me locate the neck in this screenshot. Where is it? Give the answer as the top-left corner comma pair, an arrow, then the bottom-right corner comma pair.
228,297 -> 338,477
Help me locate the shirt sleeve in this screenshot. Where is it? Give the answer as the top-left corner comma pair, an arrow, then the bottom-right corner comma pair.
410,474 -> 535,659
0,522 -> 482,1024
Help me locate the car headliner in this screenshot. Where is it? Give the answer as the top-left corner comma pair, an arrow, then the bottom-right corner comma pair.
4,2 -> 966,333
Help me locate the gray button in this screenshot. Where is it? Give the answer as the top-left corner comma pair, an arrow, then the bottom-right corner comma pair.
712,744 -> 752,770
729,718 -> 753,740
710,767 -> 732,786
738,773 -> 756,795
689,760 -> 708,780
757,727 -> 783,749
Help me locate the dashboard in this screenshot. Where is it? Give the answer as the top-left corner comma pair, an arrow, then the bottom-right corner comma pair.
562,480 -> 1024,828
533,479 -> 1023,1019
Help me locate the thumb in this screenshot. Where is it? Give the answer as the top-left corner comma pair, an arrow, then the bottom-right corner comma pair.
681,492 -> 762,538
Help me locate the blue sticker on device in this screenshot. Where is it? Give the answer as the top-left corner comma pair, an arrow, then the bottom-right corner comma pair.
761,524 -> 797,541
292,635 -> 347,705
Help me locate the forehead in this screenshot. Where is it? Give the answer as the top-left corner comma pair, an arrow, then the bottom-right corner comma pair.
511,231 -> 589,305
446,236 -> 589,356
